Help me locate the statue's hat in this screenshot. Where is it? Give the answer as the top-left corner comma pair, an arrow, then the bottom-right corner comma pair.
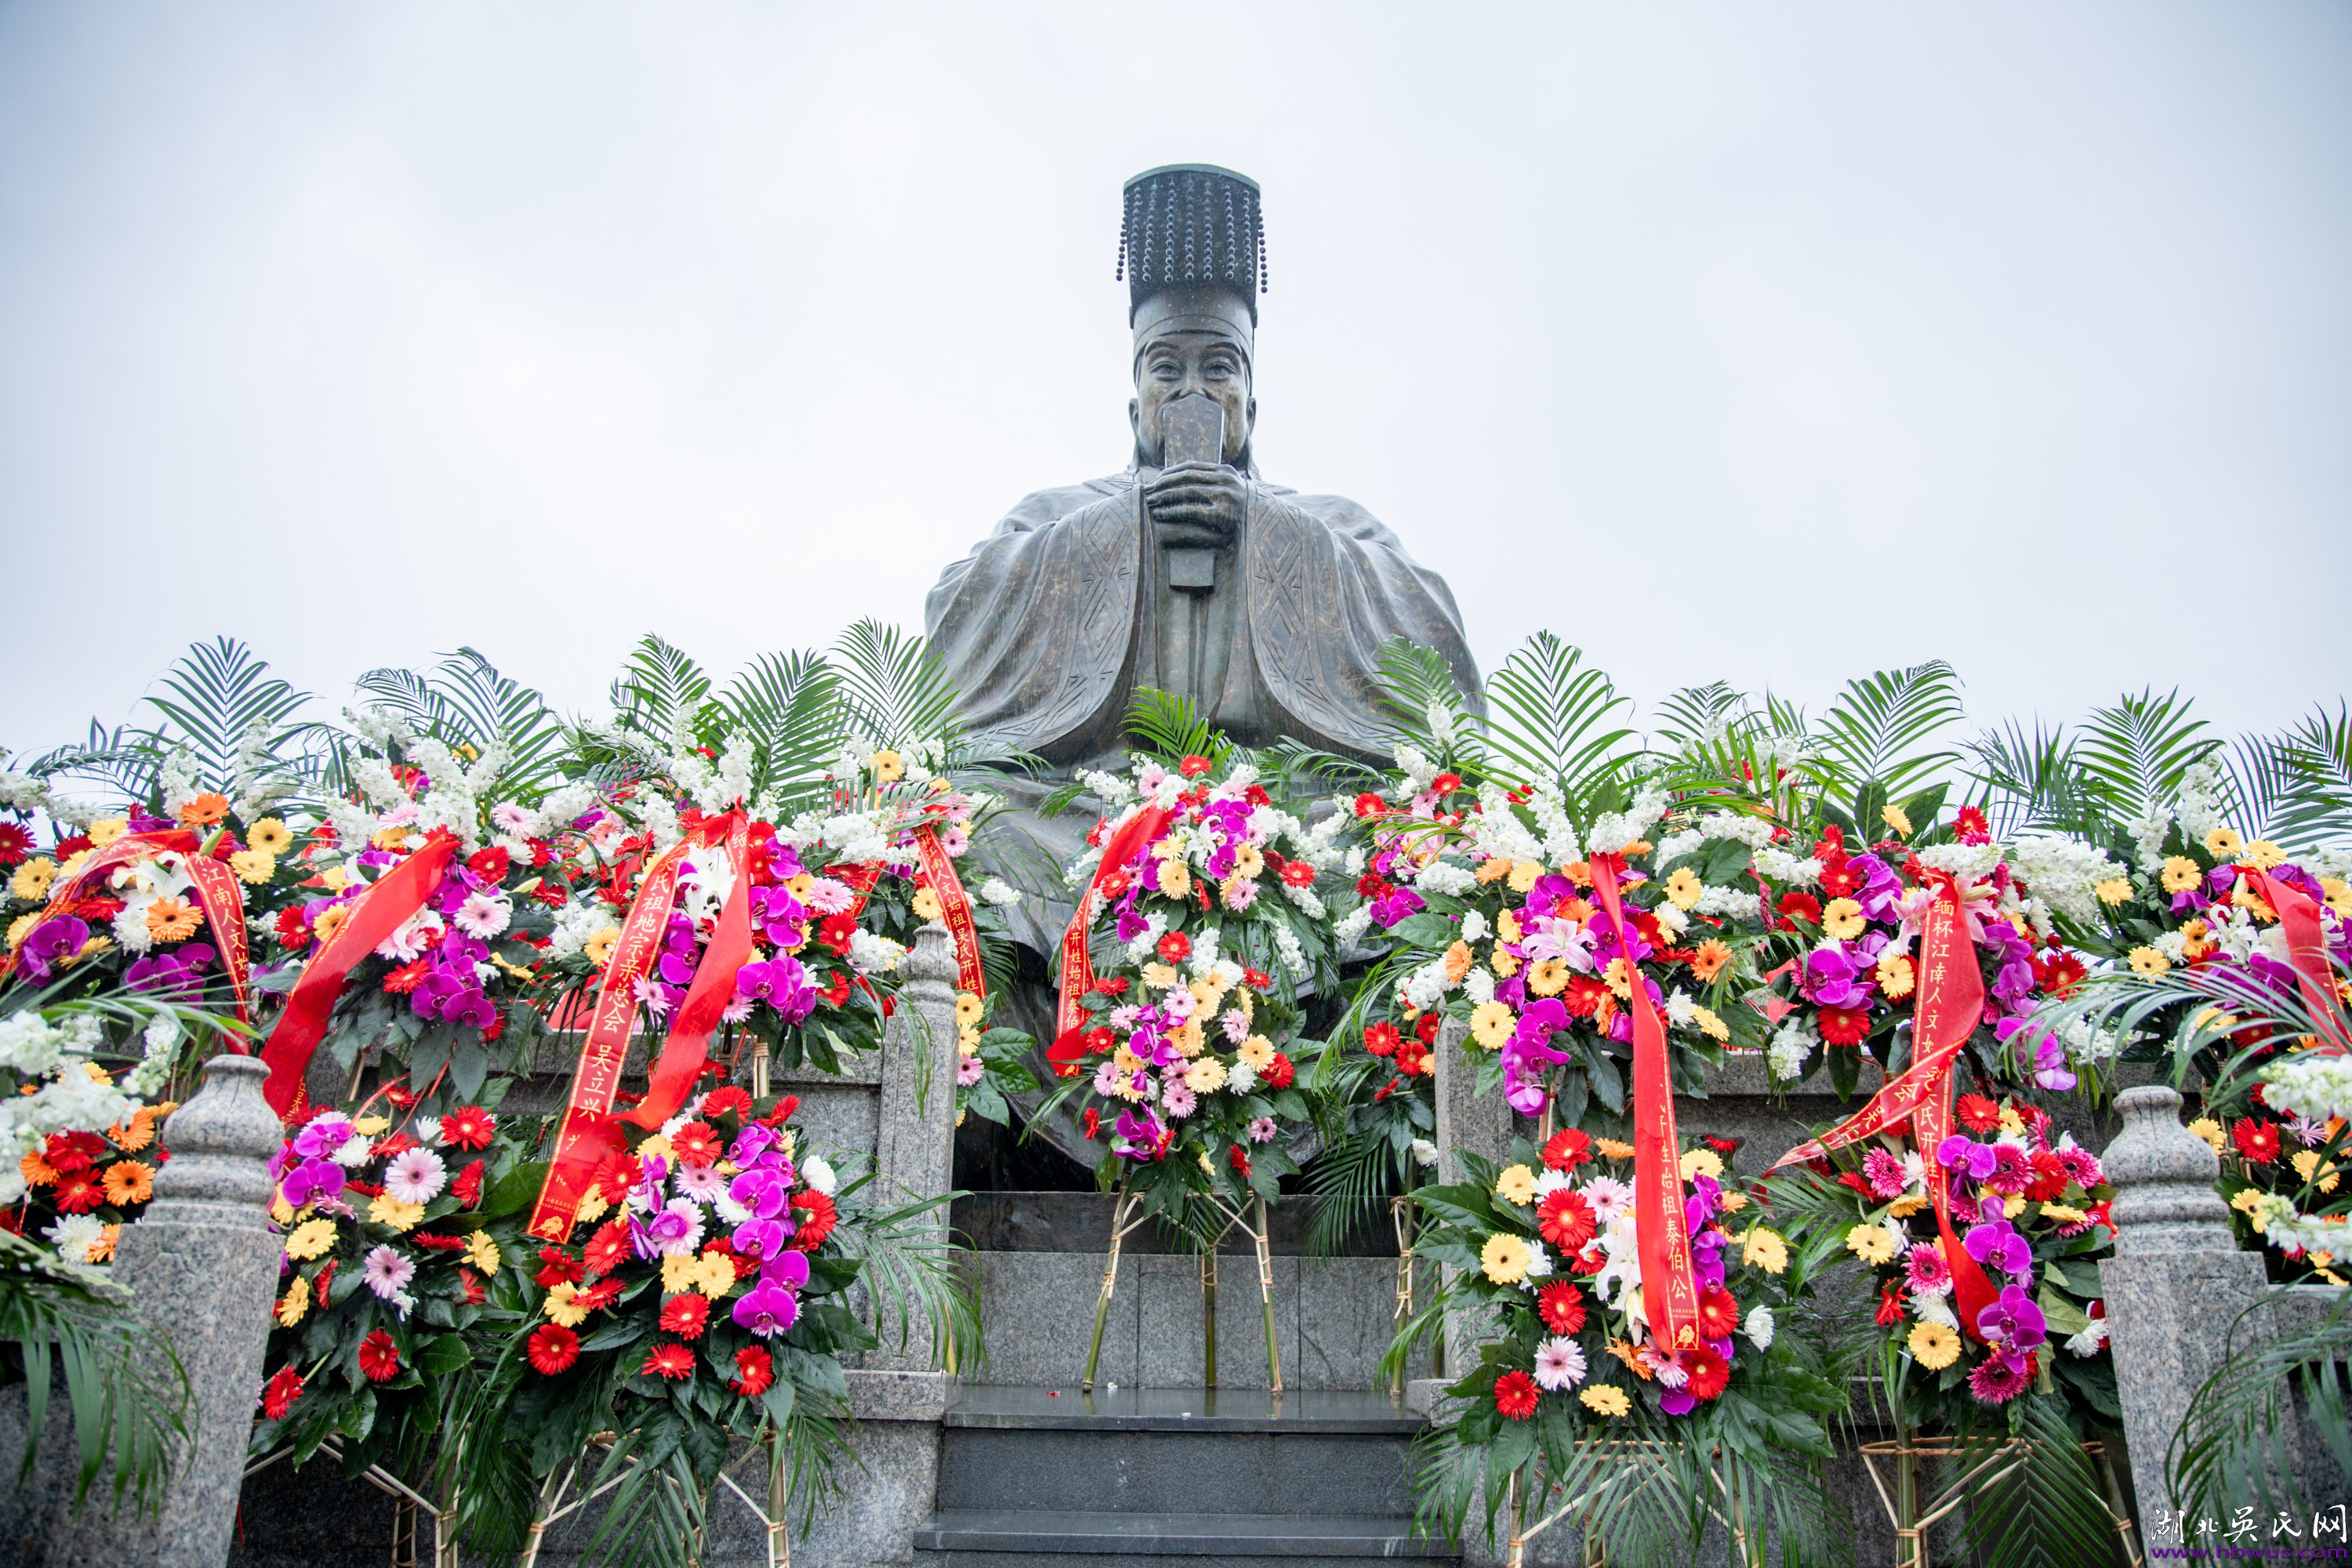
1118,164 -> 1264,353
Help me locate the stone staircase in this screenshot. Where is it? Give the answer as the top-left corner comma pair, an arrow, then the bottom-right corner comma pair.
913,1385 -> 1458,1566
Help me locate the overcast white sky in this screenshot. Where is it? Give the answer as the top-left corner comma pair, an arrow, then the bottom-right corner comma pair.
2,3 -> 2346,763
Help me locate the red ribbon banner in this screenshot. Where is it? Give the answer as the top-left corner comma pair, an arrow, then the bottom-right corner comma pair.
1046,804 -> 1174,1078
2239,867 -> 2352,1056
528,812 -> 752,1243
1770,874 -> 2002,1341
913,821 -> 985,1000
261,831 -> 462,1120
2,828 -> 255,1031
1587,851 -> 1704,1352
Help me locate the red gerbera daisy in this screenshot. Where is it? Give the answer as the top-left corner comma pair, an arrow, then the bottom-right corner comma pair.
2024,1152 -> 2068,1203
1955,1094 -> 2004,1133
260,1364 -> 306,1421
274,908 -> 311,949
1178,754 -> 1212,778
1777,892 -> 1823,926
581,1220 -> 631,1279
816,913 -> 858,955
2232,1118 -> 2281,1166
641,1342 -> 696,1381
1680,1342 -> 1730,1402
51,1174 -> 103,1214
816,971 -> 851,1007
441,1105 -> 496,1151
659,1294 -> 711,1339
1493,1370 -> 1540,1421
1414,1013 -> 1442,1045
670,1121 -> 723,1168
1431,771 -> 1461,796
466,845 -> 510,882
1243,968 -> 1272,989
1561,975 -> 1610,1019
1261,1054 -> 1295,1090
1537,1189 -> 1595,1251
45,1131 -> 105,1174
1156,931 -> 1192,964
761,1094 -> 801,1127
459,1267 -> 487,1305
1363,1022 -> 1401,1058
1537,1281 -> 1587,1335
731,1345 -> 775,1397
1697,1286 -> 1742,1341
1875,1281 -> 1905,1327
701,1086 -> 753,1120
1229,1144 -> 1252,1177
1541,1128 -> 1593,1173
1952,807 -> 1991,847
357,1331 -> 401,1384
1279,861 -> 1318,888
1817,1006 -> 1871,1047
451,1159 -> 486,1209
1352,792 -> 1387,820
1393,1040 -> 1432,1078
1082,1107 -> 1102,1139
789,1189 -> 837,1251
536,1247 -> 584,1287
0,822 -> 31,866
381,958 -> 431,995
572,1278 -> 624,1313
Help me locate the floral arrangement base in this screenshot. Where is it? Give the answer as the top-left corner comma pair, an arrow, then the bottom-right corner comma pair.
1853,1436 -> 2142,1568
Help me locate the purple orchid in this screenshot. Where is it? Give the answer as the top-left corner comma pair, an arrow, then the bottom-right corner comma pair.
1976,1283 -> 2047,1348
1801,943 -> 1875,1009
732,1279 -> 801,1338
19,916 -> 89,982
730,1167 -> 790,1220
1937,1135 -> 2000,1182
1963,1217 -> 2034,1279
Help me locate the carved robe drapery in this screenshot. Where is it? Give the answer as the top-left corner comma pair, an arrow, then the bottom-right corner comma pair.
925,467 -> 1480,766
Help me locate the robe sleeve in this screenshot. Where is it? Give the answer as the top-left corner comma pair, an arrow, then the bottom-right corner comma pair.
1242,488 -> 1483,755
923,484 -> 1144,758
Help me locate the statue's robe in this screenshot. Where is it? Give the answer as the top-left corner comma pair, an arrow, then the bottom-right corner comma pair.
925,466 -> 1480,1166
926,466 -> 1479,767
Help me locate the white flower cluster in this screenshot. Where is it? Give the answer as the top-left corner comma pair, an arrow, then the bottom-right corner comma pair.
1390,743 -> 1441,797
1751,848 -> 1823,887
1412,860 -> 1477,898
0,771 -> 97,830
977,877 -> 1024,908
847,929 -> 906,976
546,898 -> 612,960
1279,880 -> 1328,920
1077,768 -> 1137,808
1333,905 -> 1374,947
1585,782 -> 1669,860
230,718 -> 296,823
1652,811 -> 1773,866
2261,1053 -> 2352,1126
0,1009 -> 176,1207
670,731 -> 756,815
157,748 -> 201,818
1527,781 -> 1581,866
1123,909 -> 1168,964
2126,800 -> 2175,874
1401,958 -> 1454,1012
1915,841 -> 2004,883
2006,834 -> 2125,925
1272,920 -> 1308,977
1693,885 -> 1763,920
1466,782 -> 1546,865
2173,761 -> 2227,851
1766,1018 -> 1817,1083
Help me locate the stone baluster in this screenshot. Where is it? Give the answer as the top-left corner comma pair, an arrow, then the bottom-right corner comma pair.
2097,1083 -> 2268,1523
867,919 -> 963,1374
55,1052 -> 284,1568
1428,1018 -> 1513,1392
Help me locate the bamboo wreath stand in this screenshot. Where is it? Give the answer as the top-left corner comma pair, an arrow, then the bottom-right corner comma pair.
1081,1185 -> 1285,1393
1857,1435 -> 2142,1568
1494,1440 -> 1673,1568
245,1439 -> 461,1568
513,1426 -> 797,1568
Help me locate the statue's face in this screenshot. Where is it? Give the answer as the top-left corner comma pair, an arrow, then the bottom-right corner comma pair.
1131,332 -> 1254,466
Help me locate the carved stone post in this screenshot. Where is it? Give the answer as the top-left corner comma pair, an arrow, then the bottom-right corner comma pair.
2098,1084 -> 2267,1523
56,1053 -> 283,1568
1425,1018 -> 1512,1397
869,919 -> 962,1374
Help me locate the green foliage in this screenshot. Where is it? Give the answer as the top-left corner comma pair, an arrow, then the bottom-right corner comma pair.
2074,688 -> 2220,817
0,1228 -> 189,1512
2170,1293 -> 2352,1528
1479,633 -> 1639,803
1806,660 -> 1966,805
1122,688 -> 1223,768
351,648 -> 568,801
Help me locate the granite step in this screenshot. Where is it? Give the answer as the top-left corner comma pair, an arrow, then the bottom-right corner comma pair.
914,1386 -> 1457,1564
911,1508 -> 1456,1564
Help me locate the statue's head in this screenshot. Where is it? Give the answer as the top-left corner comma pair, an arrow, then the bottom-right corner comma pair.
1116,165 -> 1263,470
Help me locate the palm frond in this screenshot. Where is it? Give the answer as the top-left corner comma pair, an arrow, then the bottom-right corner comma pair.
1969,720 -> 2108,841
1374,637 -> 1484,770
135,637 -> 321,808
607,636 -> 713,746
833,619 -> 960,750
1479,633 -> 1638,804
2076,688 -> 2220,818
1806,661 -> 1965,804
2268,702 -> 2352,850
1957,1393 -> 2127,1568
1650,682 -> 1746,754
2171,1292 -> 2352,1526
716,650 -> 840,812
1123,688 -> 1222,767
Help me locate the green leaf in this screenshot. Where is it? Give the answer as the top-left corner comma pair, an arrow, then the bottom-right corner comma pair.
483,1162 -> 549,1219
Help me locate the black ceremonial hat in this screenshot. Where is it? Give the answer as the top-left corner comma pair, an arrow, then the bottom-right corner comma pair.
1116,164 -> 1265,327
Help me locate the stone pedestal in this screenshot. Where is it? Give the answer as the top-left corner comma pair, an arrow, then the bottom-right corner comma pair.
2099,1084 -> 2270,1524
57,1053 -> 284,1568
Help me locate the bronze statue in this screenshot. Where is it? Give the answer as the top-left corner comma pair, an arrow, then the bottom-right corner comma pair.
925,164 -> 1480,770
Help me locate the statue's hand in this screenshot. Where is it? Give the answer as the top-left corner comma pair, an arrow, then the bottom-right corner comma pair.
1145,461 -> 1246,549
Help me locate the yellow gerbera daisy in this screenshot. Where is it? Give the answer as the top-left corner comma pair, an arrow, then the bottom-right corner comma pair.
1470,1000 -> 1515,1051
1494,1163 -> 1537,1206
2129,946 -> 2170,975
1581,1385 -> 1632,1417
1479,1232 -> 1532,1285
1845,1224 -> 1896,1265
1907,1322 -> 1961,1370
246,817 -> 293,855
1822,898 -> 1865,942
1664,867 -> 1704,911
2204,827 -> 2244,859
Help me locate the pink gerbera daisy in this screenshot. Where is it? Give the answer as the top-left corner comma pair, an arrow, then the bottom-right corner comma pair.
1862,1148 -> 1910,1200
1904,1242 -> 1951,1296
383,1148 -> 447,1205
1968,1350 -> 2032,1404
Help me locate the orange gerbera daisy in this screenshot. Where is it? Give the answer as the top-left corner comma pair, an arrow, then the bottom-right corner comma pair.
1689,939 -> 1734,984
102,1160 -> 154,1207
18,1149 -> 58,1189
108,1107 -> 159,1152
144,898 -> 203,943
88,1225 -> 120,1263
178,793 -> 230,827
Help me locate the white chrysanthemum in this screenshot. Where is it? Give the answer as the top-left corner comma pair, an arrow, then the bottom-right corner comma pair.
1403,960 -> 1454,1011
977,877 -> 1024,908
1467,782 -> 1546,865
800,1155 -> 837,1196
1460,909 -> 1490,943
110,905 -> 154,956
1409,1138 -> 1439,1167
1744,1305 -> 1775,1349
1414,860 -> 1475,898
1463,968 -> 1497,1005
1751,848 -> 1823,887
2065,1319 -> 2110,1357
45,1214 -> 106,1265
1912,1293 -> 1959,1329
